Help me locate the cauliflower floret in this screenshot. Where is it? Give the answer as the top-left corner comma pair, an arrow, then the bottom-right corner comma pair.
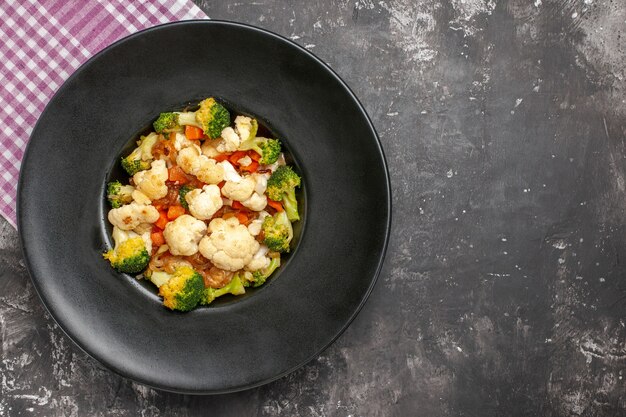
108,203 -> 159,231
245,245 -> 271,271
234,115 -> 254,141
220,160 -> 242,183
241,192 -> 267,211
112,226 -> 152,255
173,132 -> 196,151
131,189 -> 151,205
133,159 -> 168,200
163,214 -> 207,256
217,127 -> 240,153
201,140 -> 221,158
221,176 -> 256,201
237,155 -> 252,167
247,211 -> 270,236
176,146 -> 224,184
198,217 -> 260,271
185,184 -> 223,220
253,173 -> 269,195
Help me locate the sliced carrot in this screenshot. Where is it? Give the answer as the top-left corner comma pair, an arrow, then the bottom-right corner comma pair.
185,125 -> 204,140
229,151 -> 247,165
217,180 -> 226,189
150,230 -> 165,246
168,166 -> 189,184
267,199 -> 283,212
235,211 -> 249,224
248,150 -> 261,162
155,210 -> 169,229
231,200 -> 244,210
167,205 -> 186,221
240,160 -> 259,173
213,153 -> 230,162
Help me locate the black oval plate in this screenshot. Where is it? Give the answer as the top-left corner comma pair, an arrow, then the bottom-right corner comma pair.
18,20 -> 391,394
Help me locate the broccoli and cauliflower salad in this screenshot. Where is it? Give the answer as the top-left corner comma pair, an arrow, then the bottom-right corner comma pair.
103,97 -> 301,312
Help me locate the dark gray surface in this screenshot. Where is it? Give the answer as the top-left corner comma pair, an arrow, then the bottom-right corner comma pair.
1,0 -> 625,415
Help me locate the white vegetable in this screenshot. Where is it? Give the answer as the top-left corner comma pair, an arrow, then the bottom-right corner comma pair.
176,146 -> 224,184
198,217 -> 260,271
237,155 -> 252,167
234,115 -> 254,142
245,245 -> 271,271
108,202 -> 159,231
163,214 -> 207,256
131,189 -> 151,205
241,192 -> 267,211
221,176 -> 256,202
185,184 -> 223,220
247,211 -> 269,236
201,140 -> 221,158
217,126 -> 240,153
173,132 -> 196,151
132,159 -> 169,200
220,160 -> 242,183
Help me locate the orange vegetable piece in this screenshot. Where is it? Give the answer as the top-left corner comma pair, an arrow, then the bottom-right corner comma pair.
267,199 -> 283,212
168,166 -> 189,184
185,125 -> 204,140
167,205 -> 186,221
239,160 -> 259,173
151,231 -> 165,246
229,151 -> 247,165
155,210 -> 169,230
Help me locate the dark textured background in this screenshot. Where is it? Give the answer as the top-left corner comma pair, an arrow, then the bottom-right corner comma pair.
1,0 -> 625,415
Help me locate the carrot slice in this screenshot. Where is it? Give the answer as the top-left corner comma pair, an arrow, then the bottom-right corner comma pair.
248,150 -> 261,162
267,199 -> 283,212
185,125 -> 204,140
168,166 -> 189,184
231,200 -> 245,210
167,205 -> 186,221
213,153 -> 230,162
240,160 -> 259,173
229,151 -> 247,165
151,230 -> 165,246
235,211 -> 249,224
155,210 -> 169,229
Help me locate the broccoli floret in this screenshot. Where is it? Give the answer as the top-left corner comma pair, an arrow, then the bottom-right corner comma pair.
157,266 -> 205,312
195,97 -> 230,139
120,133 -> 159,176
200,273 -> 246,305
247,257 -> 281,288
106,181 -> 134,208
153,112 -> 180,133
239,135 -> 282,165
178,184 -> 195,210
103,230 -> 150,274
266,165 -> 301,221
262,211 -> 293,253
156,98 -> 230,139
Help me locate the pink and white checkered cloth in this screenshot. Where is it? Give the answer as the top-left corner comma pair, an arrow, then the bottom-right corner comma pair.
0,0 -> 207,229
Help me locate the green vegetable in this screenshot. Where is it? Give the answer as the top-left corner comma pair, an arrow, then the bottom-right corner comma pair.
247,257 -> 281,287
239,136 -> 282,165
200,273 -> 246,305
103,230 -> 149,274
157,266 -> 205,312
262,211 -> 294,253
266,165 -> 301,221
178,184 -> 195,210
106,181 -> 134,208
152,112 -> 180,134
120,132 -> 159,176
154,98 -> 230,139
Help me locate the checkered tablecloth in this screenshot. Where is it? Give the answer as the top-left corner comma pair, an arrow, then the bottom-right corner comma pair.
0,0 -> 207,229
